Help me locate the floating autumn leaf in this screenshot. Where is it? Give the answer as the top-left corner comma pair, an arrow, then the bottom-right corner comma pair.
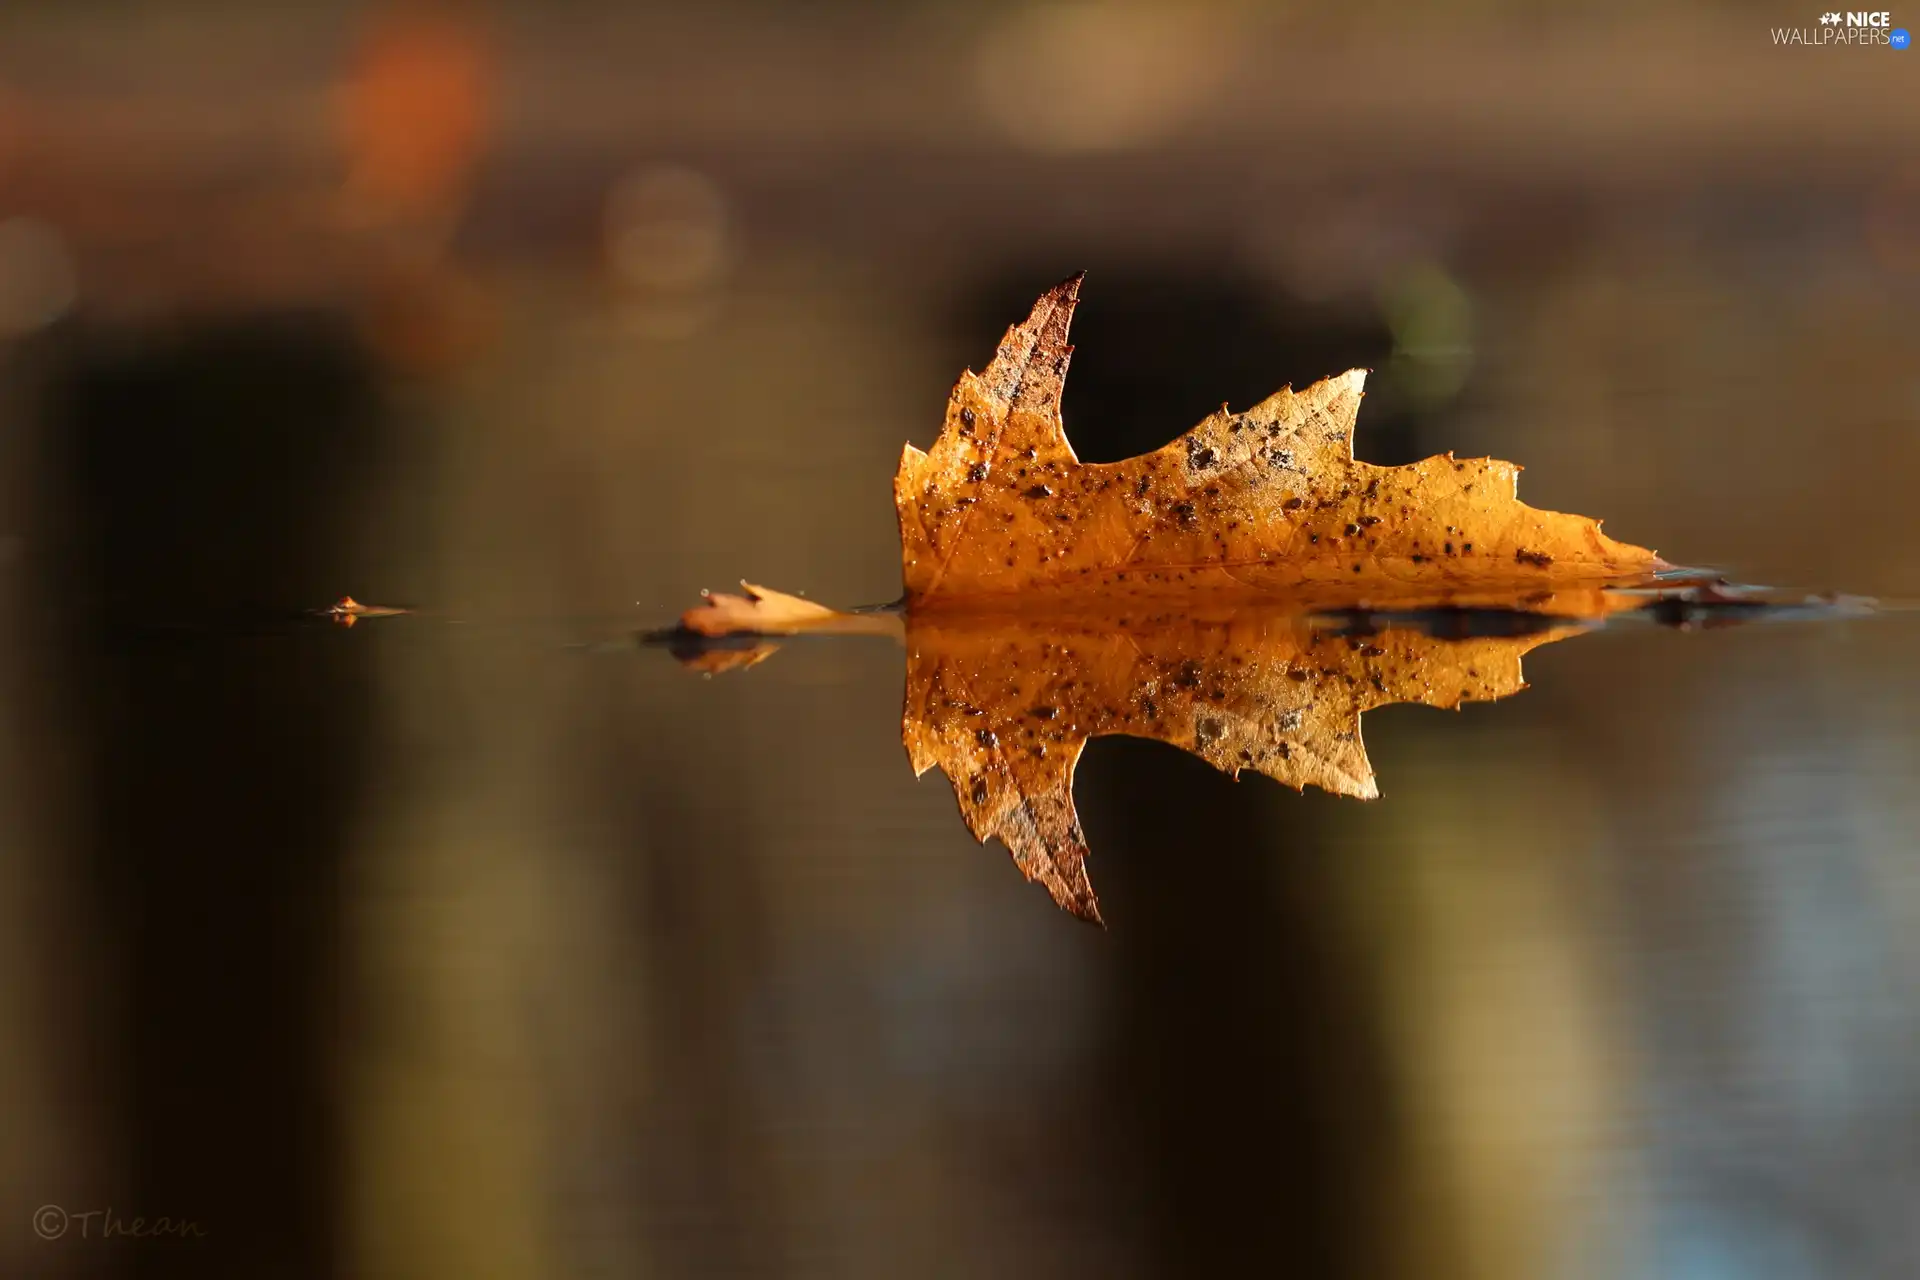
897,274 -> 1663,611
673,275 -> 1689,919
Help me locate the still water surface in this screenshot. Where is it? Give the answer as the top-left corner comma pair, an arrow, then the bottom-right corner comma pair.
3,254 -> 1916,1279
9,585 -> 1917,1278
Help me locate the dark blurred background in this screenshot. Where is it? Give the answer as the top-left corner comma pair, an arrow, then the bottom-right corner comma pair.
2,2 -> 1918,1277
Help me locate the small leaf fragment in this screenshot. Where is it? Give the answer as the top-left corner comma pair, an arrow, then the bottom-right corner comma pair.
679,582 -> 902,640
324,595 -> 410,626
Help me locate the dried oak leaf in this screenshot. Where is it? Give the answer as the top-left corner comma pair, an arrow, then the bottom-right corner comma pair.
896,274 -> 1662,610
903,607 -> 1581,922
683,275 -> 1671,921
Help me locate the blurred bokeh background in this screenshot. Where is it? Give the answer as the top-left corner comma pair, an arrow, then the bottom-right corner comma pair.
1,1 -> 1917,1276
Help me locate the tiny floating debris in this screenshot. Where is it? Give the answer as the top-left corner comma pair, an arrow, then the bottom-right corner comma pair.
321,596 -> 410,628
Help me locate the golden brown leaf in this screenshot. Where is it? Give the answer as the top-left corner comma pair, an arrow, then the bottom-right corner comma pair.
672,276 -> 1694,920
896,275 -> 1663,611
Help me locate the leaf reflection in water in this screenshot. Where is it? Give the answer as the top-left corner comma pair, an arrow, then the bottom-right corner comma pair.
895,606 -> 1584,922
660,576 -> 1872,922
